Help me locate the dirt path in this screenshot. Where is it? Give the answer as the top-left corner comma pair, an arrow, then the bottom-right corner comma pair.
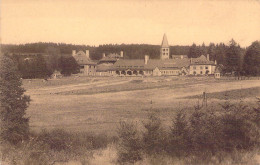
81,79 -> 260,100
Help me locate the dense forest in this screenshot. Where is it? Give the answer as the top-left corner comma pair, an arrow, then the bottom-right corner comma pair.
1,42 -> 190,60
1,39 -> 259,78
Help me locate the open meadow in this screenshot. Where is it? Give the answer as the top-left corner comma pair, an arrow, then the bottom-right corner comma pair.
23,76 -> 260,135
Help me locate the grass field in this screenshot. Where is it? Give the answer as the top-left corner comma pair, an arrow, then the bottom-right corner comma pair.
23,76 -> 260,135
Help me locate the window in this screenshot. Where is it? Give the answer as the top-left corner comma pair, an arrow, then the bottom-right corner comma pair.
200,71 -> 203,74
163,53 -> 165,55
193,66 -> 196,69
200,66 -> 203,69
205,66 -> 208,69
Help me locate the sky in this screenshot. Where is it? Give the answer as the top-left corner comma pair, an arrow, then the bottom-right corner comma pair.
1,0 -> 260,47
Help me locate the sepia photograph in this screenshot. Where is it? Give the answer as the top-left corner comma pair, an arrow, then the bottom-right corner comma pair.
0,0 -> 260,164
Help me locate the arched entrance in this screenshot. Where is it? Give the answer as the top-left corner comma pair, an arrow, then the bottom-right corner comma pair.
139,70 -> 144,75
127,71 -> 132,75
116,70 -> 120,75
121,71 -> 126,75
206,70 -> 209,75
133,70 -> 138,75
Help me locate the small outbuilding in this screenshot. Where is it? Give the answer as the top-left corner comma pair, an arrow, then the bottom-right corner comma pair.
51,70 -> 62,79
214,68 -> 221,79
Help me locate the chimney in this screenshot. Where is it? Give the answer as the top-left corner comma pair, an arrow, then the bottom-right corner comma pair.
144,55 -> 149,65
215,60 -> 217,65
102,53 -> 106,58
190,57 -> 192,63
181,55 -> 183,59
120,51 -> 123,58
86,50 -> 90,59
72,50 -> 76,56
207,54 -> 209,61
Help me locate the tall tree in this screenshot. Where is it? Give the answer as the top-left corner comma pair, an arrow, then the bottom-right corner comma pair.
60,56 -> 79,76
0,54 -> 30,144
207,43 -> 216,61
243,41 -> 260,76
215,43 -> 226,65
225,39 -> 243,74
34,54 -> 50,78
45,46 -> 61,73
200,42 -> 208,56
188,43 -> 199,58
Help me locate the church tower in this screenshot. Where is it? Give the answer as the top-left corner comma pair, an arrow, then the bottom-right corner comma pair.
160,34 -> 170,60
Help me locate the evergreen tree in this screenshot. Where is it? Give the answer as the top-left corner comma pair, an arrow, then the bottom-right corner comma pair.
45,46 -> 61,73
200,42 -> 207,56
215,43 -> 226,65
0,54 -> 30,144
243,41 -> 260,76
207,43 -> 216,61
188,43 -> 199,58
225,39 -> 243,74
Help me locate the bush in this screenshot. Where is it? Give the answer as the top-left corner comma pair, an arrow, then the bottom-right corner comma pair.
170,100 -> 260,162
169,110 -> 190,157
117,100 -> 260,164
142,114 -> 167,155
1,129 -> 111,164
117,121 -> 143,164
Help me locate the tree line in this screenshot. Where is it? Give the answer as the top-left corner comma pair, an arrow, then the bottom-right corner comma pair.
1,39 -> 259,78
11,53 -> 79,79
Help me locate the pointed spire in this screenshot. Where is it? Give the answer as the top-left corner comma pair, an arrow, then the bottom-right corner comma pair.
161,33 -> 169,47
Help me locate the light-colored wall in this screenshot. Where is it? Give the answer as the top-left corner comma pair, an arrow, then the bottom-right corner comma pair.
160,47 -> 170,60
160,69 -> 180,76
79,65 -> 96,75
153,68 -> 162,76
144,70 -> 153,76
189,65 -> 215,75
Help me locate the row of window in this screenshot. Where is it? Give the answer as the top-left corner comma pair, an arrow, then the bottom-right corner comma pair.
193,70 -> 210,75
116,66 -> 144,68
162,70 -> 179,74
192,66 -> 209,70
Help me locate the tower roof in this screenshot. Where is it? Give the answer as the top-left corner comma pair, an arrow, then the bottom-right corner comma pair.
161,34 -> 169,47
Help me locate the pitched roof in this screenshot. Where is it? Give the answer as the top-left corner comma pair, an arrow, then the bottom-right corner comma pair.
96,63 -> 114,72
99,53 -> 122,63
107,53 -> 121,58
172,55 -> 188,59
161,34 -> 169,47
73,54 -> 96,65
215,67 -> 221,73
191,55 -> 215,65
111,58 -> 190,71
76,57 -> 97,65
76,51 -> 86,56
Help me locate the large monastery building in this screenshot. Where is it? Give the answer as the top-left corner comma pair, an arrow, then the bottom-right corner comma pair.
73,34 -> 217,76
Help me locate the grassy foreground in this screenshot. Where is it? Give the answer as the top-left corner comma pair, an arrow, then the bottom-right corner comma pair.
1,98 -> 260,165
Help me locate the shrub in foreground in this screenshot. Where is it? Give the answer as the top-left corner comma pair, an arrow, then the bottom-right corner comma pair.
1,129 -> 111,165
117,121 -> 143,164
117,100 -> 260,164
